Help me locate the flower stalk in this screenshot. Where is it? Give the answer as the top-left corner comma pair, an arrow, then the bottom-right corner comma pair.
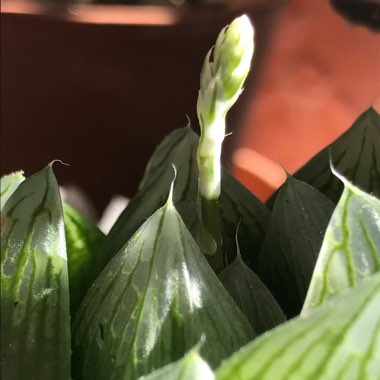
196,15 -> 254,271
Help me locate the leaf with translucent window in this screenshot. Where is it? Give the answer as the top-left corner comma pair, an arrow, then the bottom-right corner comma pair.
216,272 -> 380,380
0,171 -> 25,211
73,188 -> 254,380
1,165 -> 71,379
302,172 -> 380,315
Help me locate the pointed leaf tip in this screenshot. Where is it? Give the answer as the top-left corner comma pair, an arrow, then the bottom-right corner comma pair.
73,191 -> 253,379
257,176 -> 335,317
292,107 -> 380,203
220,250 -> 286,334
48,159 -> 70,168
165,164 -> 178,208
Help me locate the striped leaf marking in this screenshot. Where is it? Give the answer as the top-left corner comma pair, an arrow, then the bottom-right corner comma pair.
216,273 -> 380,380
257,176 -> 335,317
295,107 -> 380,204
219,171 -> 270,266
107,127 -> 270,273
0,165 -> 71,379
73,189 -> 254,380
0,171 -> 25,212
219,252 -> 285,335
302,173 -> 380,315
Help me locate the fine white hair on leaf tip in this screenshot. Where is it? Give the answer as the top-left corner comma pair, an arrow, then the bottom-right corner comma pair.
167,164 -> 178,205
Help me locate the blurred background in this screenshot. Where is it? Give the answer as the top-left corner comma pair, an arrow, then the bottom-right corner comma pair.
1,0 -> 380,217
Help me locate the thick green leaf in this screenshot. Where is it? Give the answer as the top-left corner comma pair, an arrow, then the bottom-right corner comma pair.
220,171 -> 270,266
63,203 -> 106,314
0,171 -> 25,211
105,127 -> 200,262
302,173 -> 380,315
295,107 -> 380,204
219,251 -> 285,334
140,348 -> 215,380
73,188 -> 254,380
0,165 -> 71,379
216,272 -> 380,380
257,176 -> 335,317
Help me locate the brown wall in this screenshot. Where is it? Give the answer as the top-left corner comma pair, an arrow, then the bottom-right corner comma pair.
1,4 -> 278,212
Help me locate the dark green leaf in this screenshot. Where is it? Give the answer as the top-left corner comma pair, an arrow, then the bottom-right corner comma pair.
302,173 -> 380,315
216,272 -> 380,380
0,171 -> 25,211
141,348 -> 215,380
219,252 -> 285,334
267,107 -> 380,208
257,176 -> 335,317
63,203 -> 106,314
105,127 -> 199,262
220,171 -> 270,266
73,189 -> 254,380
1,165 -> 71,379
296,107 -> 380,203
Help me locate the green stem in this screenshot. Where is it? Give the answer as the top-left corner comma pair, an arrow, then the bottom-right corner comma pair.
200,195 -> 225,273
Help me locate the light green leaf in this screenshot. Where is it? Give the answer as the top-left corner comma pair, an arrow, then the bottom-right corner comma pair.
216,272 -> 380,380
63,203 -> 106,314
295,107 -> 380,204
219,252 -> 285,334
0,171 -> 25,211
302,173 -> 380,315
73,187 -> 254,380
140,347 -> 215,380
257,176 -> 335,317
0,165 -> 71,379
